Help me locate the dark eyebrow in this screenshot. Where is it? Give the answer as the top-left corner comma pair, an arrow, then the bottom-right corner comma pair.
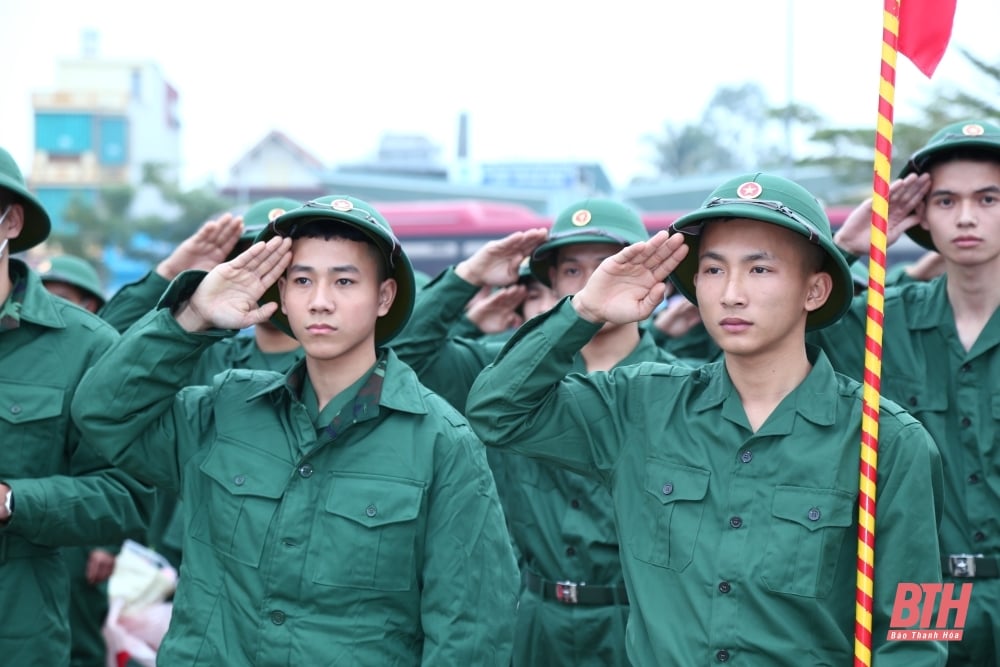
929,185 -> 1000,198
288,264 -> 362,274
700,250 -> 776,263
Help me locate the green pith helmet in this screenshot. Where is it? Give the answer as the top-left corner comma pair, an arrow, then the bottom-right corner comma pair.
38,255 -> 106,307
254,195 -> 415,346
530,198 -> 649,286
899,119 -> 1000,250
0,147 -> 50,253
669,172 -> 853,331
227,197 -> 302,261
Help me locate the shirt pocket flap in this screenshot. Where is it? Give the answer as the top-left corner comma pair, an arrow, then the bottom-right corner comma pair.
881,376 -> 948,413
199,444 -> 289,499
0,384 -> 63,425
325,476 -> 424,528
644,461 -> 711,505
772,486 -> 854,532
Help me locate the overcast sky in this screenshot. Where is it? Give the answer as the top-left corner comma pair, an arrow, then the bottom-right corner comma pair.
2,0 -> 999,190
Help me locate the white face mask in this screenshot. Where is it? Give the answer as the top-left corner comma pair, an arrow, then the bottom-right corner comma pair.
0,206 -> 10,257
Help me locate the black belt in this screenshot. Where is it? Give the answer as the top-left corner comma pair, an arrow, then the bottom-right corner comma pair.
942,554 -> 1000,578
522,571 -> 629,606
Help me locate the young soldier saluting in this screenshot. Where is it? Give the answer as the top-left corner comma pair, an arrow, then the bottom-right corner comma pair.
465,173 -> 947,666
824,119 -> 1000,667
72,195 -> 518,666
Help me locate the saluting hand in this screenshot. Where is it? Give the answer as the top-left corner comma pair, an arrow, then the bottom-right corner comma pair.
175,235 -> 293,332
455,228 -> 549,287
156,213 -> 245,280
834,173 -> 931,256
466,284 -> 527,334
572,231 -> 689,325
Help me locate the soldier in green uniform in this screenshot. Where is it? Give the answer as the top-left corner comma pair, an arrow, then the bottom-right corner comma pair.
824,119 -> 1000,666
0,147 -> 153,667
391,200 -> 681,667
38,254 -> 123,667
465,173 -> 947,666
71,195 -> 518,666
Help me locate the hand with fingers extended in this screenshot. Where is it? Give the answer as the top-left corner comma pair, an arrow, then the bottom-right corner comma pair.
466,284 -> 527,334
834,173 -> 931,256
572,231 -> 689,325
654,297 -> 702,339
174,235 -> 293,332
156,213 -> 245,280
455,228 -> 549,287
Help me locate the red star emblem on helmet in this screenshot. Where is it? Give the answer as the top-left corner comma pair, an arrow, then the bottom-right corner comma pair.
962,123 -> 985,136
737,182 -> 763,199
571,209 -> 592,226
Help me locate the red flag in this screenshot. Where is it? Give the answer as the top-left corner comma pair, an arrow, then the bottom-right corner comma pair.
897,0 -> 957,77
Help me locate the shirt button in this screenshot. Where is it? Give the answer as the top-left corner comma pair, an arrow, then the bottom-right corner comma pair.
974,531 -> 986,542
961,417 -> 972,428
270,610 -> 286,625
233,474 -> 246,486
907,396 -> 917,407
365,504 -> 377,518
969,474 -> 980,484
960,363 -> 971,373
9,404 -> 21,415
570,499 -> 581,509
298,464 -> 314,478
740,450 -> 752,464
281,539 -> 296,548
808,507 -> 822,521
716,649 -> 730,662
718,581 -> 731,594
729,517 -> 742,529
566,546 -> 576,557
662,483 -> 674,495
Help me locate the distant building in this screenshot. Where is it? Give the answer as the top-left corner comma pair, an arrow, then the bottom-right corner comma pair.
220,130 -> 328,207
29,30 -> 181,237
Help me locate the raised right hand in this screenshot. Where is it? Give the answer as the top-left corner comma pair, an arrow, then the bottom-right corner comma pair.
174,235 -> 292,332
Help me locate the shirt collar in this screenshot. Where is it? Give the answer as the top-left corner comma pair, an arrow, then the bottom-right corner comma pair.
1,261 -> 66,330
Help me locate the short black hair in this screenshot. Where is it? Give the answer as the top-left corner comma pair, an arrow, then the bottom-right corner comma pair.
285,220 -> 389,282
921,147 -> 1000,174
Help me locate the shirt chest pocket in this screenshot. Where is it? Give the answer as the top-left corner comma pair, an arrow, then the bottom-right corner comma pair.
190,444 -> 289,568
307,475 -> 425,592
0,383 -> 66,456
881,376 -> 948,418
760,486 -> 854,598
629,461 -> 710,572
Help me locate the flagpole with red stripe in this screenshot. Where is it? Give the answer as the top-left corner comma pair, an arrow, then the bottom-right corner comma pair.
854,2 -> 898,665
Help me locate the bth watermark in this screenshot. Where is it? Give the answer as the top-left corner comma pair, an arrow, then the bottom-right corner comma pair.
887,582 -> 972,641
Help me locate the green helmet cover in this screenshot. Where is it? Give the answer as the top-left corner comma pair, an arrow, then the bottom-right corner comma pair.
0,147 -> 50,253
530,199 -> 649,286
669,172 -> 853,331
254,195 -> 415,346
38,254 -> 105,307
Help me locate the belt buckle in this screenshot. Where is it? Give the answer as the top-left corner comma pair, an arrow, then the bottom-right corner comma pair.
555,580 -> 580,604
948,553 -> 982,578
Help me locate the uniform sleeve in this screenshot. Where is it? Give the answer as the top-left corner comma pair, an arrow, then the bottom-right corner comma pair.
465,297 -> 634,481
98,271 -> 171,334
870,417 -> 948,665
71,275 -> 232,492
419,411 -> 519,665
389,267 -> 502,411
1,321 -> 155,548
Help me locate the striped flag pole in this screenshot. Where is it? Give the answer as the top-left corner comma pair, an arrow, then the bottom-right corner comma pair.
855,1 -> 899,665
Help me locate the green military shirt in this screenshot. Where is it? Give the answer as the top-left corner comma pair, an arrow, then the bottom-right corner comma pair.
392,267 -> 680,667
98,270 -> 169,333
0,260 -> 153,667
811,275 -> 1000,661
465,298 -> 948,667
70,276 -> 519,666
